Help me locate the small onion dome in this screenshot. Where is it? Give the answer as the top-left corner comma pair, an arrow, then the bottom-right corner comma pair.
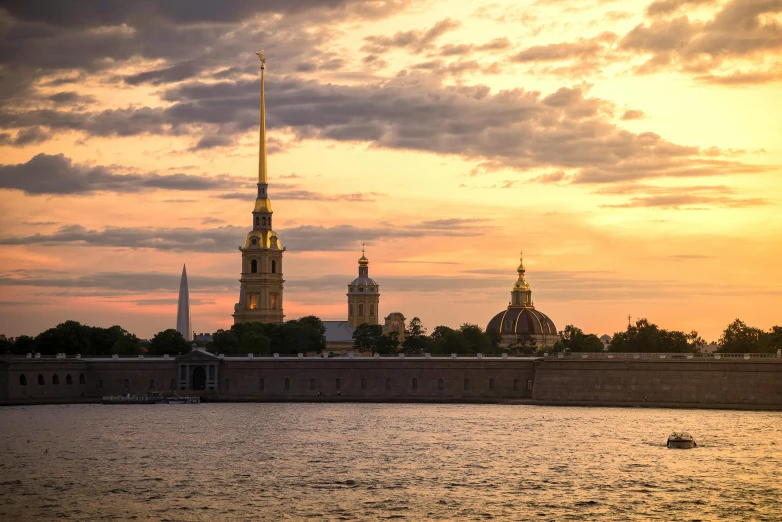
486,308 -> 557,336
358,254 -> 369,265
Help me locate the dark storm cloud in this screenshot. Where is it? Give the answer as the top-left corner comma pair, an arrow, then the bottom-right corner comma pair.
155,75 -> 767,183
645,0 -> 717,17
0,0 -> 415,78
123,61 -> 203,86
0,219 -> 481,253
0,153 -> 242,195
131,298 -> 216,306
0,268 -> 237,293
214,185 -> 383,202
437,38 -> 512,57
621,109 -> 646,120
600,194 -> 768,209
361,18 -> 461,54
593,182 -> 768,208
621,0 -> 782,78
0,0 -> 387,27
512,33 -> 617,62
0,126 -> 50,146
48,91 -> 95,104
0,224 -> 244,253
281,223 -> 480,252
286,274 -> 509,293
287,268 -> 782,301
695,71 -> 782,85
0,0 -> 415,114
0,70 -> 769,183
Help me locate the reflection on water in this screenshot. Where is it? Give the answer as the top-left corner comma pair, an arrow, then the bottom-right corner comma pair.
1,404 -> 780,520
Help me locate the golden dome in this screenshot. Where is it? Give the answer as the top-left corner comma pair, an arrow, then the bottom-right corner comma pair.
254,197 -> 272,213
358,254 -> 369,265
243,229 -> 281,250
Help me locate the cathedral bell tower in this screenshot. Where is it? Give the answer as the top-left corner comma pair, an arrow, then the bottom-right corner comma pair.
233,51 -> 285,324
347,245 -> 380,328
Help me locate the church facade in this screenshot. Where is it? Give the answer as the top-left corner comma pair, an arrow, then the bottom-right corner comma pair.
233,51 -> 285,325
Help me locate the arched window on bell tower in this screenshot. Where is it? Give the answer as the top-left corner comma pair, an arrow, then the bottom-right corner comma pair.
262,217 -> 266,225
271,260 -> 276,273
358,303 -> 364,317
251,260 -> 258,273
255,216 -> 259,226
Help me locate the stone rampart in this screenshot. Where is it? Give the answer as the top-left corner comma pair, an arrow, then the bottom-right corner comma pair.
2,355 -> 781,409
532,358 -> 782,408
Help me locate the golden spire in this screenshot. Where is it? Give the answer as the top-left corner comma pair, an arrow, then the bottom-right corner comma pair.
256,50 -> 267,184
512,249 -> 530,294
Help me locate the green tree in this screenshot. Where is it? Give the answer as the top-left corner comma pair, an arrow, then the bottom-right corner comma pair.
96,325 -> 140,355
211,328 -> 240,354
241,331 -> 271,354
14,335 -> 36,353
35,320 -> 92,355
376,331 -> 400,354
111,333 -> 141,355
289,316 -> 327,353
353,323 -> 384,352
459,323 -> 491,354
609,318 -> 690,353
486,328 -> 502,353
768,326 -> 782,352
554,325 -> 603,352
297,315 -> 327,338
148,329 -> 190,355
402,317 -> 429,353
687,331 -> 707,353
508,333 -> 537,354
430,326 -> 471,355
718,319 -> 766,353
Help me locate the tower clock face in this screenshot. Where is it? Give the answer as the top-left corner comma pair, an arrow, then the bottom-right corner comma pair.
359,286 -> 364,292
251,238 -> 258,245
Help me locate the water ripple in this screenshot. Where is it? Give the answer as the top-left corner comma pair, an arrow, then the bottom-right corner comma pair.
0,404 -> 780,520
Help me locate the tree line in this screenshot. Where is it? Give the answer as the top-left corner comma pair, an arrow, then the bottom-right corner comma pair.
0,320 -> 191,356
2,316 -> 779,356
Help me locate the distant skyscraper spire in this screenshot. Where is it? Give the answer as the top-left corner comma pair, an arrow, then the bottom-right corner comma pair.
176,264 -> 192,341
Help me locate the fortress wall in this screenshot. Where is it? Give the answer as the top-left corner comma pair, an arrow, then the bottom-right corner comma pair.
532,359 -> 782,407
86,360 -> 177,396
3,357 -> 782,409
3,359 -> 91,403
219,358 -> 537,401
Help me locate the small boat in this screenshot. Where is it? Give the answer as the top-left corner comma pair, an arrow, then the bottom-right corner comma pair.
667,431 -> 697,449
103,393 -> 200,405
159,396 -> 200,404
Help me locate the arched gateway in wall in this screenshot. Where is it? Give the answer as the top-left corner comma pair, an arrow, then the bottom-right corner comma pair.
177,349 -> 221,391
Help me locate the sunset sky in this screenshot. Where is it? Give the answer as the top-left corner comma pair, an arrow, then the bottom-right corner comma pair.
0,0 -> 780,341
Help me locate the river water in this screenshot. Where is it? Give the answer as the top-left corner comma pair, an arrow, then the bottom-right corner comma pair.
1,404 -> 780,521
